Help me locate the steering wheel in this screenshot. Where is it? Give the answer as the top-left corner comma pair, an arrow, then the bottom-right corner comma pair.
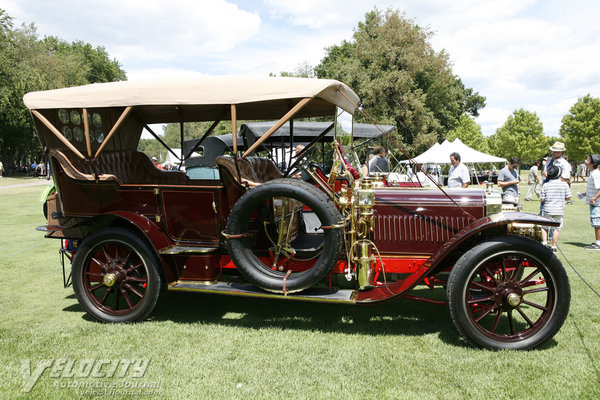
284,145 -> 317,177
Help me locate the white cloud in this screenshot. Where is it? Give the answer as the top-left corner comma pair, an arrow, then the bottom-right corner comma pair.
4,0 -> 261,63
5,0 -> 600,139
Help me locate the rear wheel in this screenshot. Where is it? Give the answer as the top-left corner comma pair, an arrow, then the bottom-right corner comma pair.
447,236 -> 570,350
72,227 -> 162,322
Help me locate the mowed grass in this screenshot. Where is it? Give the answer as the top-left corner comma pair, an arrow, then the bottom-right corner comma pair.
1,183 -> 599,399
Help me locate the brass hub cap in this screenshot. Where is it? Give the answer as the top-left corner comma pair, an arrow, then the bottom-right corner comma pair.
506,292 -> 521,307
103,273 -> 117,287
494,281 -> 523,309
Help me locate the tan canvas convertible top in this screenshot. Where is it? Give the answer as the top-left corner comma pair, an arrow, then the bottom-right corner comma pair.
24,76 -> 358,115
24,76 -> 360,160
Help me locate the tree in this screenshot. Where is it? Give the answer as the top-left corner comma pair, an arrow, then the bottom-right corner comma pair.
42,37 -> 126,83
446,114 -> 489,153
314,8 -> 485,153
0,9 -> 126,170
559,94 -> 600,160
489,109 -> 547,162
271,61 -> 315,78
139,121 -> 233,161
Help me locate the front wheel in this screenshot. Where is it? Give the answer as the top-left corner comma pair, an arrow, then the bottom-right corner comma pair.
447,236 -> 570,350
72,227 -> 162,322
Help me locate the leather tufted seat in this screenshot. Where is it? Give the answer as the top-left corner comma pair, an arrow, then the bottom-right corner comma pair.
215,155 -> 282,187
49,148 -> 191,185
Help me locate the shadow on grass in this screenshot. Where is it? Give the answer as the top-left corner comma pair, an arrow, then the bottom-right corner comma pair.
154,288 -> 468,347
563,241 -> 592,248
61,285 -> 465,345
61,287 -> 560,350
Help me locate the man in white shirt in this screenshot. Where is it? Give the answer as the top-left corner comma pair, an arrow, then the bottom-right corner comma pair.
543,142 -> 571,184
448,152 -> 470,188
584,154 -> 600,250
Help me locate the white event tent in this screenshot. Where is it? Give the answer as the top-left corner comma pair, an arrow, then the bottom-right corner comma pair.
400,138 -> 506,164
395,138 -> 507,186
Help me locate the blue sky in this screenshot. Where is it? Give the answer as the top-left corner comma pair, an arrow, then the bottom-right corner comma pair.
4,0 -> 600,137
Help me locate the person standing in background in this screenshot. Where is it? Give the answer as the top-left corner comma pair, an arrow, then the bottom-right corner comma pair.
540,165 -> 571,252
497,156 -> 521,202
543,142 -> 571,184
448,152 -> 470,188
152,156 -> 163,170
368,146 -> 389,174
575,162 -> 585,182
525,160 -> 541,201
584,154 -> 600,250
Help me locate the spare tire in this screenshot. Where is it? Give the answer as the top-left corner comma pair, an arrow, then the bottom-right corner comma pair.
226,178 -> 343,293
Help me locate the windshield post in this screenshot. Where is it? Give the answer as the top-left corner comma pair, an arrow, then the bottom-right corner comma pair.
231,104 -> 238,155
177,106 -> 184,164
334,106 -> 363,177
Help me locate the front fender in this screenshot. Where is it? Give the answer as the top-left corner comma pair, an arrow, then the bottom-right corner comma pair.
422,212 -> 556,274
357,212 -> 557,303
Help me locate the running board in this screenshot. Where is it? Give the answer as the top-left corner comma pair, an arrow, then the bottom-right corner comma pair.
168,281 -> 358,304
159,246 -> 218,255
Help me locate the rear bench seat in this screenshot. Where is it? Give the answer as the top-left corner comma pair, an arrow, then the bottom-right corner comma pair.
49,148 -> 191,185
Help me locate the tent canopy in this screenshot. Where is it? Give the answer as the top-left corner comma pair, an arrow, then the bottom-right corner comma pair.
401,138 -> 506,164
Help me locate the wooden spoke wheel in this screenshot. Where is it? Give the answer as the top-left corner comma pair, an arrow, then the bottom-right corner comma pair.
447,236 -> 570,350
72,228 -> 162,322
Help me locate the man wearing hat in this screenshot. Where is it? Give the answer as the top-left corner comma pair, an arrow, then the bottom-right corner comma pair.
152,156 -> 163,170
543,142 -> 571,184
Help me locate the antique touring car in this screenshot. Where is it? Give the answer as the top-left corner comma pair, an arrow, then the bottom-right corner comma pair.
25,77 -> 570,350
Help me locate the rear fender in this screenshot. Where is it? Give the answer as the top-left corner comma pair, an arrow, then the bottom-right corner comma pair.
357,212 -> 558,303
81,211 -> 176,283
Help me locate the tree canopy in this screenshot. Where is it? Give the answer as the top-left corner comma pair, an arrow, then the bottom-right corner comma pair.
314,8 -> 485,154
559,94 -> 600,161
137,121 -> 233,162
0,9 -> 126,171
487,109 -> 547,163
446,114 -> 489,153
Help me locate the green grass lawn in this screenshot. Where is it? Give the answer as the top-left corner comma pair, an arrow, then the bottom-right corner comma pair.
1,184 -> 599,399
0,174 -> 52,188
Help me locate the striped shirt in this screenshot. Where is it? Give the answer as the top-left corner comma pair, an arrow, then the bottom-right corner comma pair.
540,179 -> 571,215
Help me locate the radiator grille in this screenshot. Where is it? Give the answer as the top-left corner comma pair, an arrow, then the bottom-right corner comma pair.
374,214 -> 470,244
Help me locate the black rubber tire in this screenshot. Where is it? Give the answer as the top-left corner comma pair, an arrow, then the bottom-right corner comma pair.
72,227 -> 162,323
446,236 -> 570,350
226,178 -> 342,293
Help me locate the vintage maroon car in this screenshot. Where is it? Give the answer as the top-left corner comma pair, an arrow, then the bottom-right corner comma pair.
24,77 -> 569,350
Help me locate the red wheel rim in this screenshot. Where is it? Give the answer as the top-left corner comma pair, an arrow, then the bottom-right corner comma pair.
82,241 -> 149,316
465,252 -> 556,341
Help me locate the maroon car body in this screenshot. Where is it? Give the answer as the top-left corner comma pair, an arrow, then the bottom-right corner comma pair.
25,77 -> 570,350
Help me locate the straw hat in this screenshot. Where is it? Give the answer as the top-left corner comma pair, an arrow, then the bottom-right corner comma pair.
549,141 -> 566,152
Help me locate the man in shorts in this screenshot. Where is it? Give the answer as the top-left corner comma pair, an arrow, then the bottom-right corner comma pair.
540,165 -> 571,252
584,154 -> 600,250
